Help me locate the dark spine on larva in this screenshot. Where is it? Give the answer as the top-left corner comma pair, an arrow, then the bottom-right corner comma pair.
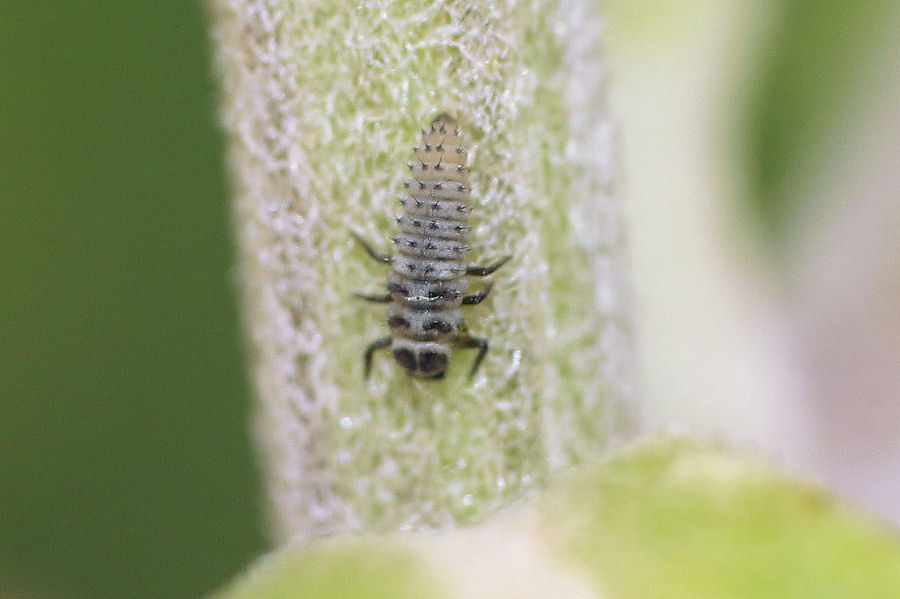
387,114 -> 471,345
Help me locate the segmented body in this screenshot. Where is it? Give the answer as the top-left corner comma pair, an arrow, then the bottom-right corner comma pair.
356,114 -> 507,379
388,115 -> 471,374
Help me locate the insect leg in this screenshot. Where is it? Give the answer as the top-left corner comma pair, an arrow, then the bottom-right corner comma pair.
351,230 -> 392,264
466,256 -> 510,276
461,282 -> 493,305
458,335 -> 489,379
364,336 -> 392,379
353,292 -> 392,303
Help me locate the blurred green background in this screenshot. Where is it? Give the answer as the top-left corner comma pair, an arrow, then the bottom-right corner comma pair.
1,3 -> 265,599
2,1 -> 898,598
742,0 -> 900,243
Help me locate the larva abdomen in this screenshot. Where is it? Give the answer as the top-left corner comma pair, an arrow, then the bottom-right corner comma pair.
391,236 -> 470,261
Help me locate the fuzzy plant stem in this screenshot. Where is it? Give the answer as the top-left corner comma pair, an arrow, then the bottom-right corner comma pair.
208,0 -> 636,543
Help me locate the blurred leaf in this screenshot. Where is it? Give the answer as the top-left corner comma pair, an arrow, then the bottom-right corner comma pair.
213,540 -> 447,599
549,438 -> 900,598
743,0 -> 899,243
214,438 -> 900,598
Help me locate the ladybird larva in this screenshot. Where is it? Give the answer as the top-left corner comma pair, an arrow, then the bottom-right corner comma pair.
353,113 -> 510,379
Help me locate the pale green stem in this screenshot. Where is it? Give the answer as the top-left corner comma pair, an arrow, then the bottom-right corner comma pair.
208,0 -> 636,543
